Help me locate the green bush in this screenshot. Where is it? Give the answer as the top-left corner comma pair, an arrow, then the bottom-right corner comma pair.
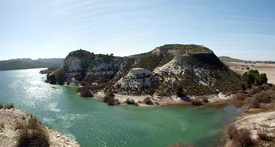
242,70 -> 268,89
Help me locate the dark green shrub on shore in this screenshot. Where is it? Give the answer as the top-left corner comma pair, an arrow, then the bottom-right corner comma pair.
242,70 -> 268,89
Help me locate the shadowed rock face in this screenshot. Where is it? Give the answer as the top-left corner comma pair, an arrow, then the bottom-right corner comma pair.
47,44 -> 241,96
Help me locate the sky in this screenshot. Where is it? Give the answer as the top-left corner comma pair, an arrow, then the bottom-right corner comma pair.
0,0 -> 275,61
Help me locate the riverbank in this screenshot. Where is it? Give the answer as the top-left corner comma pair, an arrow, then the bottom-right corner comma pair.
93,91 -> 233,106
224,86 -> 275,146
0,108 -> 80,147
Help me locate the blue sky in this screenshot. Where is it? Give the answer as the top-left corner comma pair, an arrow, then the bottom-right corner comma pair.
0,0 -> 275,61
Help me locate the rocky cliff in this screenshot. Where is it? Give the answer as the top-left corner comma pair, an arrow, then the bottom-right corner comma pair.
47,44 -> 241,97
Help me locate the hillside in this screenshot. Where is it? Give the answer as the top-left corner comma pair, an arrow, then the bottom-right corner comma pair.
219,56 -> 275,64
0,58 -> 63,71
46,44 -> 241,99
218,56 -> 245,63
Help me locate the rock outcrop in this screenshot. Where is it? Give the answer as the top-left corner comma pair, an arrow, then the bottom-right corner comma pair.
0,108 -> 79,147
47,44 -> 241,97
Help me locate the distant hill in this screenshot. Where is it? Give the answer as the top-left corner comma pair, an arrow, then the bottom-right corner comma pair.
218,56 -> 245,63
0,58 -> 63,71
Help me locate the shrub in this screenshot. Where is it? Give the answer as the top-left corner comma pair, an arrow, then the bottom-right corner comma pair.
103,93 -> 119,105
17,117 -> 49,147
250,86 -> 262,94
257,130 -> 272,141
191,99 -> 202,106
144,97 -> 154,105
237,90 -> 245,94
175,84 -> 185,97
227,124 -> 237,139
80,89 -> 94,97
231,94 -> 244,108
261,84 -> 270,91
232,128 -> 252,147
126,98 -> 135,105
201,97 -> 209,103
3,104 -> 14,109
0,104 -> 3,109
10,103 -> 14,109
248,97 -> 260,108
255,92 -> 270,103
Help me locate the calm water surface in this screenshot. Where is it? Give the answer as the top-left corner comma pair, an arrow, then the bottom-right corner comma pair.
0,69 -> 241,147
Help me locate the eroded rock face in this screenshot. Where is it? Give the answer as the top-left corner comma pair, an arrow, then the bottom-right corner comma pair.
54,50 -> 126,84
154,55 -> 186,75
115,68 -> 158,90
47,44 -> 240,96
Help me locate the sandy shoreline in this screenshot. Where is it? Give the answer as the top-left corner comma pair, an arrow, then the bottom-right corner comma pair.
93,91 -> 233,106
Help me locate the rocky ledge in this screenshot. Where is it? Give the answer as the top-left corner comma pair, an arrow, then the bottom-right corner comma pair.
0,108 -> 79,147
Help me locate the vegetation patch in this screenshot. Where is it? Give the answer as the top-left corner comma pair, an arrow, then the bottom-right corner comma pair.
103,93 -> 120,105
17,116 -> 49,147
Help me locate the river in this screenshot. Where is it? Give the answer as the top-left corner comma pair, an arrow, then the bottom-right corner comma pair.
0,68 -> 241,146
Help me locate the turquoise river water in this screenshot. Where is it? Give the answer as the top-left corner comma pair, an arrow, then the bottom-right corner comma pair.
0,69 -> 241,147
